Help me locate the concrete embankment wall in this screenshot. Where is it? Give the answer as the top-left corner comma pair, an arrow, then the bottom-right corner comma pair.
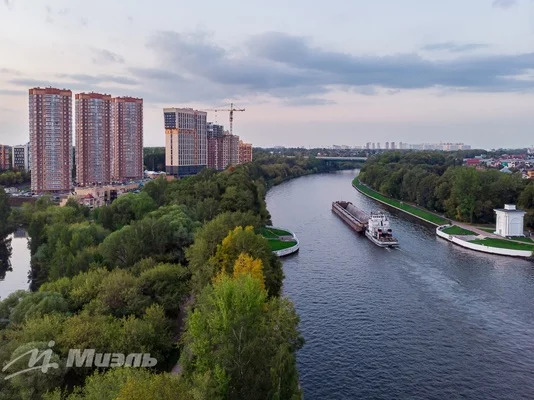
436,226 -> 533,258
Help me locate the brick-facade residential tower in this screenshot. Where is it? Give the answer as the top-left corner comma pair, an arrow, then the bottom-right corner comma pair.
29,87 -> 72,193
75,93 -> 112,186
0,145 -> 11,171
112,97 -> 143,181
238,140 -> 253,164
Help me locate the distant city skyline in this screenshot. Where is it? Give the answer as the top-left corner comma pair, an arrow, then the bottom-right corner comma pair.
1,1 -> 534,149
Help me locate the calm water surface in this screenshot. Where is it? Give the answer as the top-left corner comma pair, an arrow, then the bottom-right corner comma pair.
0,231 -> 30,300
267,170 -> 534,400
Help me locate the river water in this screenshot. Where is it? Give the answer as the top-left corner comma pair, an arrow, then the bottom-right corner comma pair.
0,231 -> 31,300
267,170 -> 534,400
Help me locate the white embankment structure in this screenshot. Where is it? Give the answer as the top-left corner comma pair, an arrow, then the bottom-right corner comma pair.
436,225 -> 533,258
268,226 -> 300,257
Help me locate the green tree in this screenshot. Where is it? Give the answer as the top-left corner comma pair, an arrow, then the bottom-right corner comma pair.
96,192 -> 156,231
99,206 -> 196,268
49,368 -> 189,400
9,291 -> 69,325
5,341 -> 65,400
519,183 -> 534,210
211,226 -> 283,296
182,274 -> 302,400
186,211 -> 261,293
89,269 -> 150,317
0,186 -> 12,237
138,263 -> 190,316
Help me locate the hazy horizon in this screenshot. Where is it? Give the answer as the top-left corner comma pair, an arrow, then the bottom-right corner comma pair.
1,0 -> 533,149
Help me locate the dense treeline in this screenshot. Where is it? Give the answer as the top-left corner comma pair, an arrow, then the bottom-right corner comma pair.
143,147 -> 165,172
0,156 -> 352,399
359,152 -> 534,228
0,170 -> 31,187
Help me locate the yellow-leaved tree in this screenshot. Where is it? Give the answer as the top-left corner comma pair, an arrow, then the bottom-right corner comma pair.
232,252 -> 265,289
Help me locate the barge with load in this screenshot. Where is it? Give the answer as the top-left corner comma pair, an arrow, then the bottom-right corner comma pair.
332,201 -> 369,232
332,201 -> 399,248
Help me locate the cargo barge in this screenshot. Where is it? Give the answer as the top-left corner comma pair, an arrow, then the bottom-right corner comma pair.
332,201 -> 369,232
332,201 -> 399,248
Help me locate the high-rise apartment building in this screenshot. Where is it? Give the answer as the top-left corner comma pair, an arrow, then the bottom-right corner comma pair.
0,145 -> 11,170
29,87 -> 72,193
164,108 -> 207,177
75,93 -> 112,186
207,123 -> 224,170
222,132 -> 239,167
12,143 -> 30,170
238,140 -> 253,164
112,97 -> 143,181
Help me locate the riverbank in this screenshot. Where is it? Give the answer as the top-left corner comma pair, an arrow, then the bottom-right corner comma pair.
352,177 -> 449,226
354,177 -> 533,258
436,225 -> 534,257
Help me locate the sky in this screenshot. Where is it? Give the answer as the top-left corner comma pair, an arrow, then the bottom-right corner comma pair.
0,0 -> 533,149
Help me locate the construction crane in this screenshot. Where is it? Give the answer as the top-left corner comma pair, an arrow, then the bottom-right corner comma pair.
203,103 -> 245,135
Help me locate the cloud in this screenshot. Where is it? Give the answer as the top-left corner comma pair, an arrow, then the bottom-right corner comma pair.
492,0 -> 517,9
45,5 -> 70,24
9,73 -> 138,92
0,68 -> 21,75
91,49 -> 124,65
283,97 -> 336,106
55,73 -> 137,86
422,42 -> 489,52
0,89 -> 24,96
46,29 -> 531,106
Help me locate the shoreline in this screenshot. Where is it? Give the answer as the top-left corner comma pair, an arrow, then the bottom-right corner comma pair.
352,178 -> 448,228
353,177 -> 533,259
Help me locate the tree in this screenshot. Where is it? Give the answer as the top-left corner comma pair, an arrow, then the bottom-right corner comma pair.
9,291 -> 68,325
47,368 -> 189,400
519,183 -> 534,210
96,192 -> 156,231
448,167 -> 481,222
5,341 -> 65,400
138,263 -> 190,316
89,269 -> 150,317
40,268 -> 111,311
232,253 -> 265,290
99,206 -> 196,268
142,176 -> 169,207
0,186 -> 12,237
182,274 -> 302,399
211,226 -> 283,296
186,212 -> 261,293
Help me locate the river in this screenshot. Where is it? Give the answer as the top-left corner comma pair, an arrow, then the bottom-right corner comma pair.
266,169 -> 534,400
0,231 -> 31,300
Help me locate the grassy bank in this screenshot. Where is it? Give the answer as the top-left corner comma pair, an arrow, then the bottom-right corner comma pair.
353,177 -> 449,226
510,237 -> 534,244
259,227 -> 298,252
268,239 -> 298,251
442,225 -> 476,236
470,238 -> 534,252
